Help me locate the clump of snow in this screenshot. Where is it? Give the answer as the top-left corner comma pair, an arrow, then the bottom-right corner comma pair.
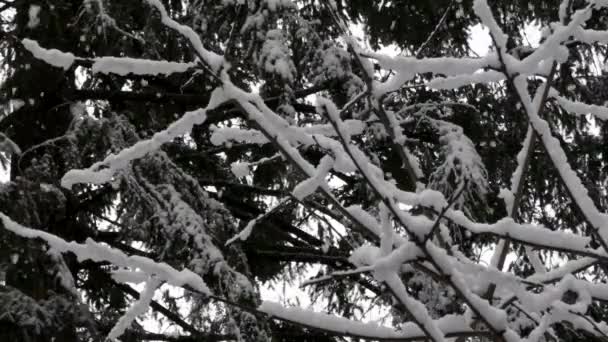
230,162 -> 250,178
428,120 -> 488,218
27,5 -> 41,29
22,39 -> 75,70
257,30 -> 295,82
349,245 -> 381,267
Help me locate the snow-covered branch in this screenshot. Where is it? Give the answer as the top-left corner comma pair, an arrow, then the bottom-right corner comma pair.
22,38 -> 198,76
0,213 -> 211,295
13,0 -> 608,340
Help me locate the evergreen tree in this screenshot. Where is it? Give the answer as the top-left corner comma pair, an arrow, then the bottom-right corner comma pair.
1,0 -> 608,341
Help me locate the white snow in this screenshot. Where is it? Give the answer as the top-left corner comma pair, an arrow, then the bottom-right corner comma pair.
549,88 -> 608,121
292,155 -> 334,200
108,278 -> 161,341
22,39 -> 75,70
27,5 -> 41,29
258,30 -> 295,82
61,87 -> 230,189
427,70 -> 505,89
144,0 -> 224,72
367,52 -> 498,95
0,213 -> 211,295
378,272 -> 447,342
92,57 -> 196,76
513,75 -> 608,248
230,162 -> 250,178
258,301 -> 474,340
23,38 -> 196,76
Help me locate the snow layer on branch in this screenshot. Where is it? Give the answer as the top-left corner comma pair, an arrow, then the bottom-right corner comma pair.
211,127 -> 268,146
527,257 -> 596,283
525,244 -> 546,275
450,252 -> 539,301
225,217 -> 258,246
366,52 -> 497,95
210,120 -> 365,150
549,88 -> 608,121
375,242 -> 423,271
368,53 -> 495,78
586,281 -> 608,303
24,38 -> 197,76
145,0 -> 224,72
22,39 -> 75,70
258,301 -> 405,339
230,162 -> 250,178
427,70 -> 505,90
514,75 -> 608,247
572,27 -> 608,44
92,57 -> 196,76
446,211 -> 593,254
345,205 -> 383,237
258,30 -> 295,82
315,98 -> 385,177
226,198 -> 289,245
108,278 -> 161,341
61,89 -> 227,189
379,272 -> 448,342
111,270 -> 150,285
0,212 -> 211,295
258,301 -> 472,340
292,155 -> 334,200
425,243 -> 518,342
317,98 -> 437,236
515,5 -> 594,74
219,78 -> 319,177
